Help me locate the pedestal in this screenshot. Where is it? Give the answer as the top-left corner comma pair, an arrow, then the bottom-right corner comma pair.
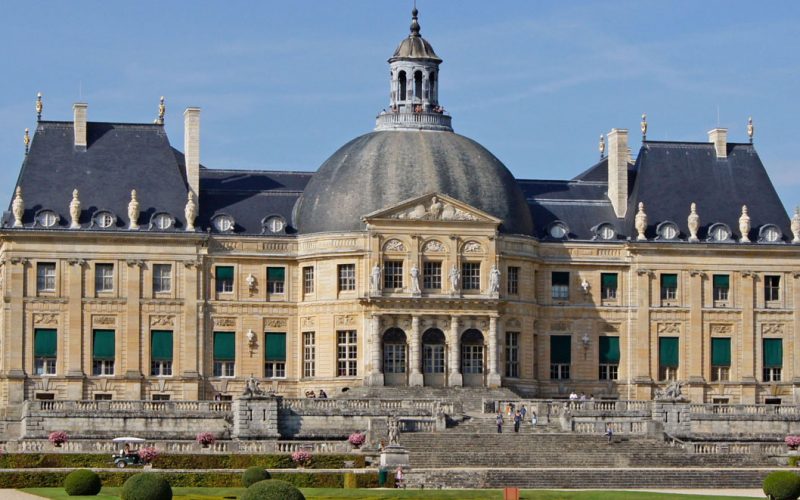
409,372 -> 423,387
380,445 -> 410,468
232,395 -> 281,439
365,372 -> 385,387
487,372 -> 501,388
448,372 -> 462,387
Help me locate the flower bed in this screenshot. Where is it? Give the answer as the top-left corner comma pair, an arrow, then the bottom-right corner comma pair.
47,432 -> 68,447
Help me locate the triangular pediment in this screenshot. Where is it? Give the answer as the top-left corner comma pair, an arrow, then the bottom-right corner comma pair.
363,192 -> 501,224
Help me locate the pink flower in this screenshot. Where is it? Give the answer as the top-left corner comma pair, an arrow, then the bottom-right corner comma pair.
48,431 -> 68,445
786,435 -> 800,448
137,446 -> 159,464
196,432 -> 216,446
348,433 -> 366,447
291,450 -> 312,466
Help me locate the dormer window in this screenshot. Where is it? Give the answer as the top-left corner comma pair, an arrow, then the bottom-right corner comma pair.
262,215 -> 285,234
594,223 -> 616,241
151,213 -> 174,230
212,214 -> 235,233
93,211 -> 116,229
759,224 -> 783,243
36,210 -> 59,228
548,221 -> 569,239
707,223 -> 732,242
656,221 -> 679,241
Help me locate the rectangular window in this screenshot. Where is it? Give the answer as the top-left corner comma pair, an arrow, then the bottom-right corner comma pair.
267,267 -> 285,294
337,330 -> 357,377
152,394 -> 171,401
36,263 -> 56,292
338,264 -> 356,291
710,337 -> 731,382
660,274 -> 678,301
92,329 -> 115,376
215,266 -> 234,293
505,331 -> 519,378
265,332 -> 287,378
550,335 -> 571,379
303,267 -> 314,294
213,331 -> 235,377
95,264 -> 114,293
150,330 -> 173,376
424,344 -> 445,374
658,337 -> 679,381
763,338 -> 783,382
34,328 -> 57,376
507,266 -> 519,295
383,261 -> 403,290
153,264 -> 172,293
94,393 -> 112,401
599,336 -> 620,380
551,272 -> 569,300
765,275 -> 781,302
423,261 -> 442,290
384,344 -> 406,374
601,273 -> 618,300
461,262 -> 481,290
713,274 -> 729,302
303,332 -> 315,378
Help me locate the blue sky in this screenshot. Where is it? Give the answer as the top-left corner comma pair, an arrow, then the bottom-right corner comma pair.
1,1 -> 799,212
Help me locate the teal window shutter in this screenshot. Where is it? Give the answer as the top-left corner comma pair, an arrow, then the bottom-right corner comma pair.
93,330 -> 116,360
267,267 -> 285,281
601,273 -> 618,289
151,330 -> 173,361
550,335 -> 571,364
265,332 -> 287,361
34,329 -> 57,357
215,266 -> 234,280
661,274 -> 678,289
711,337 -> 731,367
599,336 -> 620,364
713,275 -> 729,289
214,332 -> 235,361
763,338 -> 783,368
659,337 -> 679,368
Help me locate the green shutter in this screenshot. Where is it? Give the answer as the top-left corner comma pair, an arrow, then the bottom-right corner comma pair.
661,274 -> 678,288
659,337 -> 679,368
215,266 -> 234,280
764,338 -> 783,368
552,272 -> 569,286
267,267 -> 285,281
711,337 -> 731,367
713,275 -> 729,289
93,330 -> 116,360
599,336 -> 620,364
550,335 -> 571,364
34,329 -> 57,357
601,273 -> 618,289
151,330 -> 173,361
214,332 -> 235,361
265,332 -> 287,361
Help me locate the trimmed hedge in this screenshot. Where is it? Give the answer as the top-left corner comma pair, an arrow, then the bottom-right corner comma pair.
121,473 -> 172,500
0,470 -> 387,489
343,472 -> 357,489
242,479 -> 305,500
242,466 -> 271,487
763,471 -> 800,500
0,453 -> 364,470
64,468 -> 102,496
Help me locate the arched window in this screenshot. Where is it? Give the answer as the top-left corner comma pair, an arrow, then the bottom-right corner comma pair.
398,71 -> 407,102
414,71 -> 423,101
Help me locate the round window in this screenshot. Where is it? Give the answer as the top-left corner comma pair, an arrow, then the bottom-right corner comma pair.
549,223 -> 568,239
37,210 -> 58,228
659,223 -> 678,240
265,216 -> 285,233
153,213 -> 173,230
96,212 -> 114,228
762,226 -> 781,242
213,215 -> 234,232
710,225 -> 730,241
597,224 -> 615,240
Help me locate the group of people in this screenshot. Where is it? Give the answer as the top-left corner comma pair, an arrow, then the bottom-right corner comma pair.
304,389 -> 328,399
568,391 -> 595,401
496,404 -> 537,433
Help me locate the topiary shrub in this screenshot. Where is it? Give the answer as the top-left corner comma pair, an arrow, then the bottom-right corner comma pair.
242,466 -> 271,487
343,472 -> 357,489
121,473 -> 172,500
763,470 -> 800,500
242,479 -> 305,500
64,469 -> 102,496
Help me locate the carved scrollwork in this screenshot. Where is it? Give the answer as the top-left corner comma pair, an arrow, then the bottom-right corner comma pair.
710,324 -> 732,335
150,315 -> 175,327
32,313 -> 58,325
423,240 -> 446,253
383,239 -> 406,252
265,318 -> 287,329
657,322 -> 681,334
214,317 -> 236,328
462,241 -> 482,253
761,323 -> 785,336
335,315 -> 356,327
93,315 -> 116,326
300,317 -> 315,329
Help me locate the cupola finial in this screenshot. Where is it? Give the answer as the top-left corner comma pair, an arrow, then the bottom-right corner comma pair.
641,113 -> 648,141
747,116 -> 754,144
36,92 -> 43,121
598,134 -> 605,159
410,5 -> 420,37
23,128 -> 30,155
155,96 -> 166,125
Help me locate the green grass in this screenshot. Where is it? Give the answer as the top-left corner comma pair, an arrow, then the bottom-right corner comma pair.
21,487 -> 760,500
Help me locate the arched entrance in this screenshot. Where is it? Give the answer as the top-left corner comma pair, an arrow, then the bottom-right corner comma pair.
461,329 -> 485,387
422,328 -> 446,387
383,328 -> 407,386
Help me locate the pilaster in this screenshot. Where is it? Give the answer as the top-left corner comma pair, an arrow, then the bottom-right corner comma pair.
487,316 -> 501,388
182,260 -> 201,399
5,258 -> 27,405
366,314 -> 384,386
688,270 -> 705,402
448,316 -> 462,387
633,269 -> 653,399
65,259 -> 86,399
409,315 -> 423,386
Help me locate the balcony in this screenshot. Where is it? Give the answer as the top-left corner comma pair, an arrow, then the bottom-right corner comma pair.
375,111 -> 453,132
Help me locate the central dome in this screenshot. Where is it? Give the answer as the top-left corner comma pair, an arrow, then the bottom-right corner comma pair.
294,130 -> 534,235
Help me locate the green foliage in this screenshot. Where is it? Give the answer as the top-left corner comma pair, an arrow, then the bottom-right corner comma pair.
343,472 -> 357,489
242,466 -> 271,487
242,479 -> 305,500
63,469 -> 102,496
790,456 -> 800,467
763,471 -> 800,500
121,473 -> 173,500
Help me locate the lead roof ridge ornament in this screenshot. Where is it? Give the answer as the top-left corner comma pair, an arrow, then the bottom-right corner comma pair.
598,134 -> 605,159
12,186 -> 24,228
641,113 -> 648,141
410,6 -> 421,37
69,188 -> 81,229
23,128 -> 30,155
155,96 -> 166,125
739,205 -> 751,243
36,92 -> 43,121
747,116 -> 754,144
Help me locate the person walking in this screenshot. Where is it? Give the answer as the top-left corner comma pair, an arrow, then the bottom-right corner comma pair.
530,411 -> 538,427
496,412 -> 504,433
520,404 -> 527,422
605,423 -> 614,444
395,466 -> 405,488
513,410 -> 522,433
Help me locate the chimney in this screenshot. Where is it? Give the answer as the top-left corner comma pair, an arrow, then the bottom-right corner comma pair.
708,128 -> 728,158
607,128 -> 629,218
73,103 -> 87,149
183,107 -> 201,205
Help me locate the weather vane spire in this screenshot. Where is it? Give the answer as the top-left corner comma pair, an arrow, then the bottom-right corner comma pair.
410,3 -> 420,37
36,92 -> 43,121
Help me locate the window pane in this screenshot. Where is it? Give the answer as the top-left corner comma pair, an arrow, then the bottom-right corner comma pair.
423,261 -> 442,290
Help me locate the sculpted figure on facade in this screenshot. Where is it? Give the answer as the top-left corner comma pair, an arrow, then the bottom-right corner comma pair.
11,186 -> 23,228
634,202 -> 647,241
429,196 -> 443,219
791,207 -> 800,244
69,189 -> 81,229
127,190 -> 139,230
488,265 -> 501,294
409,265 -> 421,294
241,374 -> 264,398
387,416 -> 400,445
687,202 -> 699,242
739,205 -> 751,243
185,192 -> 197,231
449,264 -> 460,293
371,263 -> 382,293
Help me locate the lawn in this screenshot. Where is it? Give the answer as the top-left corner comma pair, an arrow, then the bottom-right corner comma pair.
22,487 -> 761,500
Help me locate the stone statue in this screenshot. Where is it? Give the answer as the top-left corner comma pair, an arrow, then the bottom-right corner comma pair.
739,205 -> 751,243
488,265 -> 501,294
387,416 -> 400,445
128,190 -> 139,230
241,374 -> 264,398
371,263 -> 381,293
11,186 -> 24,228
185,192 -> 197,232
687,202 -> 699,242
409,265 -> 421,294
655,381 -> 683,400
792,207 -> 800,244
69,189 -> 81,229
634,202 -> 647,241
448,264 -> 460,293
429,196 -> 443,220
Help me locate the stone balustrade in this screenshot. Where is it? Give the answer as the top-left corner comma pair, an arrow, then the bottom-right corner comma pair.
374,112 -> 453,132
9,439 -> 351,454
280,398 -> 452,416
690,403 -> 800,415
29,399 -> 231,415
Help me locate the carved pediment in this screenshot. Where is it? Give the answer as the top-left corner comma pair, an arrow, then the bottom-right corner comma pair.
363,193 -> 500,225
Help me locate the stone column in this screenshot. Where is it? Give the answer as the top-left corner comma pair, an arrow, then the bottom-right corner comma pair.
409,316 -> 423,386
487,316 -> 501,388
633,269 -> 653,399
366,314 -> 384,386
740,272 -> 757,403
448,316 -> 462,387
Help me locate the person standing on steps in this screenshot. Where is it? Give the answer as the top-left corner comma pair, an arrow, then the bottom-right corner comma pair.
530,410 -> 538,427
513,410 -> 522,433
520,404 -> 527,424
605,423 -> 614,444
496,412 -> 504,433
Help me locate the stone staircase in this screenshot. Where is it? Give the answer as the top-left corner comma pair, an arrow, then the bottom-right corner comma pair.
339,386 -> 520,413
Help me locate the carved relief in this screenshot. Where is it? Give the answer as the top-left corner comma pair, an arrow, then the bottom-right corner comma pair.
265,318 -> 287,329
383,239 -> 406,252
300,317 -> 315,329
710,324 -> 732,335
462,241 -> 482,253
762,323 -> 785,336
391,196 -> 479,221
93,315 -> 116,326
150,315 -> 175,327
335,315 -> 355,327
657,322 -> 681,334
423,240 -> 446,253
32,313 -> 58,325
214,317 -> 236,328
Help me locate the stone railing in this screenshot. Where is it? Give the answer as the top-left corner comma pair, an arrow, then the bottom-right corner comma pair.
689,404 -> 800,416
280,398 -> 454,416
28,400 -> 232,415
571,420 -> 647,435
374,112 -> 453,132
11,439 -> 351,454
685,441 -> 784,456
